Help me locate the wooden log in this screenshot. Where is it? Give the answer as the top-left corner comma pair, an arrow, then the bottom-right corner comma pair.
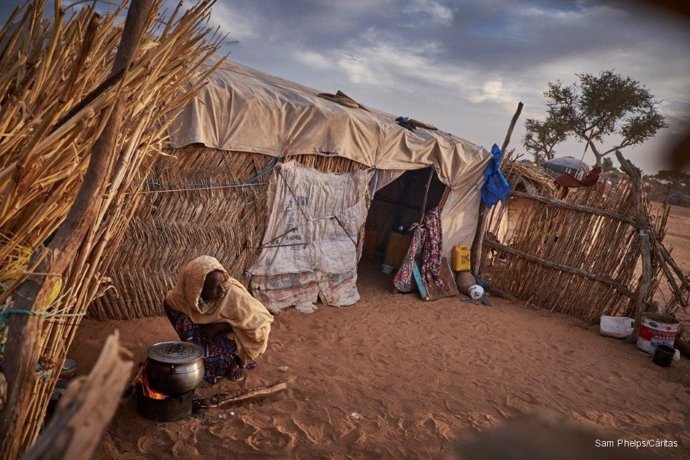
651,241 -> 688,308
484,238 -> 636,299
489,285 -> 519,302
198,381 -> 288,409
616,150 -> 653,338
509,191 -> 637,226
471,102 -> 523,276
23,332 -> 134,460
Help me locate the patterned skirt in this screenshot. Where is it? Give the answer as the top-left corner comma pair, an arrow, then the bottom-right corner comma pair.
163,304 -> 241,383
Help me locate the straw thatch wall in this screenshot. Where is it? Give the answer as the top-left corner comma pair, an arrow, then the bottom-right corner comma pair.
89,148 -> 366,320
0,1 -> 222,456
482,171 -> 669,323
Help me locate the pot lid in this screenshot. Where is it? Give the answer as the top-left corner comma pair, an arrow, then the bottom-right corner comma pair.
146,341 -> 203,364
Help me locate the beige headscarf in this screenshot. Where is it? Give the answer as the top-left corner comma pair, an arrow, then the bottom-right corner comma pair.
165,256 -> 273,364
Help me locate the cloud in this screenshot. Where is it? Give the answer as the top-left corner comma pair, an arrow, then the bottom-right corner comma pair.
403,0 -> 454,25
3,0 -> 685,172
294,50 -> 332,70
204,1 -> 256,39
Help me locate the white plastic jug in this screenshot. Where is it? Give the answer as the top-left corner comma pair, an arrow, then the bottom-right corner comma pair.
599,316 -> 634,339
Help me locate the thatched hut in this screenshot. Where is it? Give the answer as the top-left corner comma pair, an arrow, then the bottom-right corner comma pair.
90,60 -> 492,319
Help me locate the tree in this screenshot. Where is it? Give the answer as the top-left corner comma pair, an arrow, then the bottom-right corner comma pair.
523,118 -> 567,165
524,70 -> 668,166
602,157 -> 615,172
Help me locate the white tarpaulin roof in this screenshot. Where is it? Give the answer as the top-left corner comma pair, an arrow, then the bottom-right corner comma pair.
168,59 -> 493,255
543,156 -> 591,174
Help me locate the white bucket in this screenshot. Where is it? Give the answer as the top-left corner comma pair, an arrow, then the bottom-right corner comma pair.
599,316 -> 635,339
636,314 -> 681,354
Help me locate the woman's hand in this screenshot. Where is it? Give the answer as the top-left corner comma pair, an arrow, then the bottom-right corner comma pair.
200,322 -> 232,340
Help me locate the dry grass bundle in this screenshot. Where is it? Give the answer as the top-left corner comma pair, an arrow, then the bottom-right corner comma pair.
90,148 -> 368,320
0,1 -> 222,455
284,153 -> 368,174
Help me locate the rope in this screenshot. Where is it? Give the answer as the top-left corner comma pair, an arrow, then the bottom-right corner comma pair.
133,182 -> 265,194
134,157 -> 279,195
0,308 -> 86,327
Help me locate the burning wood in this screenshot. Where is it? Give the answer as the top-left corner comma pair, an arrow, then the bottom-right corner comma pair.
139,370 -> 168,401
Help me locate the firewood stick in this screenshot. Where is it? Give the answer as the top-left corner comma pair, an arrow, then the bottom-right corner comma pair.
201,381 -> 288,409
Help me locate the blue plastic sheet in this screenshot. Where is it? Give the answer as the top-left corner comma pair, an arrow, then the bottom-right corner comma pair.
481,144 -> 510,207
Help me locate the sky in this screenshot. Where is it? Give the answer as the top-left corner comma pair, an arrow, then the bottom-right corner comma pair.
2,0 -> 689,173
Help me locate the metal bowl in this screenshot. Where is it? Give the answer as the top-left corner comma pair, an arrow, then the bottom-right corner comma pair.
59,359 -> 78,380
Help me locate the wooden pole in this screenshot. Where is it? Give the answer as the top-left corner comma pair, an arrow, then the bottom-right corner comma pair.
471,102 -> 523,276
615,150 -> 652,339
23,332 -> 134,460
510,191 -> 637,226
418,168 -> 435,224
483,238 -> 636,299
0,2 -> 153,457
197,381 -> 288,409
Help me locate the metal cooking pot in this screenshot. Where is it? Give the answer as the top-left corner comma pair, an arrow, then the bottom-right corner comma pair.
145,341 -> 204,395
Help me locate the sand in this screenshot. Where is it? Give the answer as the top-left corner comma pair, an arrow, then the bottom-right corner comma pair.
67,207 -> 690,459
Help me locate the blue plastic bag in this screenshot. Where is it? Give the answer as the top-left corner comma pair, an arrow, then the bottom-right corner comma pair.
481,144 -> 510,207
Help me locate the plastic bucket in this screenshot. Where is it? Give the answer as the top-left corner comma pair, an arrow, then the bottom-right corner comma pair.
636,314 -> 680,354
653,345 -> 675,367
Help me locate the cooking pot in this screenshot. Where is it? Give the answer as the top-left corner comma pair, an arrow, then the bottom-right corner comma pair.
145,341 -> 204,395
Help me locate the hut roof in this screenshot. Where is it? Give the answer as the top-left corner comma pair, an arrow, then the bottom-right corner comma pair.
167,59 -> 491,188
543,156 -> 590,176
503,160 -> 557,196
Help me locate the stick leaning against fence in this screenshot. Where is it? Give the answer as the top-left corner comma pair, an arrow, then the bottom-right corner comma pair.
471,102 -> 523,276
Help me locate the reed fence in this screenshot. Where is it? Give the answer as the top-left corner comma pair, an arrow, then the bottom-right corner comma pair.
89,149 -> 367,320
481,159 -> 682,324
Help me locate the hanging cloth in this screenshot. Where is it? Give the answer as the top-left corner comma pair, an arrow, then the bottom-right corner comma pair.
554,165 -> 601,189
554,165 -> 601,198
394,208 -> 445,293
481,144 -> 510,207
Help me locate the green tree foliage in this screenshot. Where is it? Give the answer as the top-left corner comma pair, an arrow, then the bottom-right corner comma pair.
524,70 -> 667,166
602,157 -> 615,172
523,118 -> 567,165
656,169 -> 689,182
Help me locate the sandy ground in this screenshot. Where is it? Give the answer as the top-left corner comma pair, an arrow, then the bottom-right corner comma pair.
67,206 -> 690,460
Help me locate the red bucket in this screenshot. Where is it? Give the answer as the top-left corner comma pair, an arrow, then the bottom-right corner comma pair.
636,314 -> 680,354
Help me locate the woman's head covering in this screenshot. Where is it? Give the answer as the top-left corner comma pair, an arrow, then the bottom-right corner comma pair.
166,255 -> 228,314
165,255 -> 273,364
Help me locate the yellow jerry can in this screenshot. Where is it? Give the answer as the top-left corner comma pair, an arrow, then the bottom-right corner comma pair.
451,245 -> 471,272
